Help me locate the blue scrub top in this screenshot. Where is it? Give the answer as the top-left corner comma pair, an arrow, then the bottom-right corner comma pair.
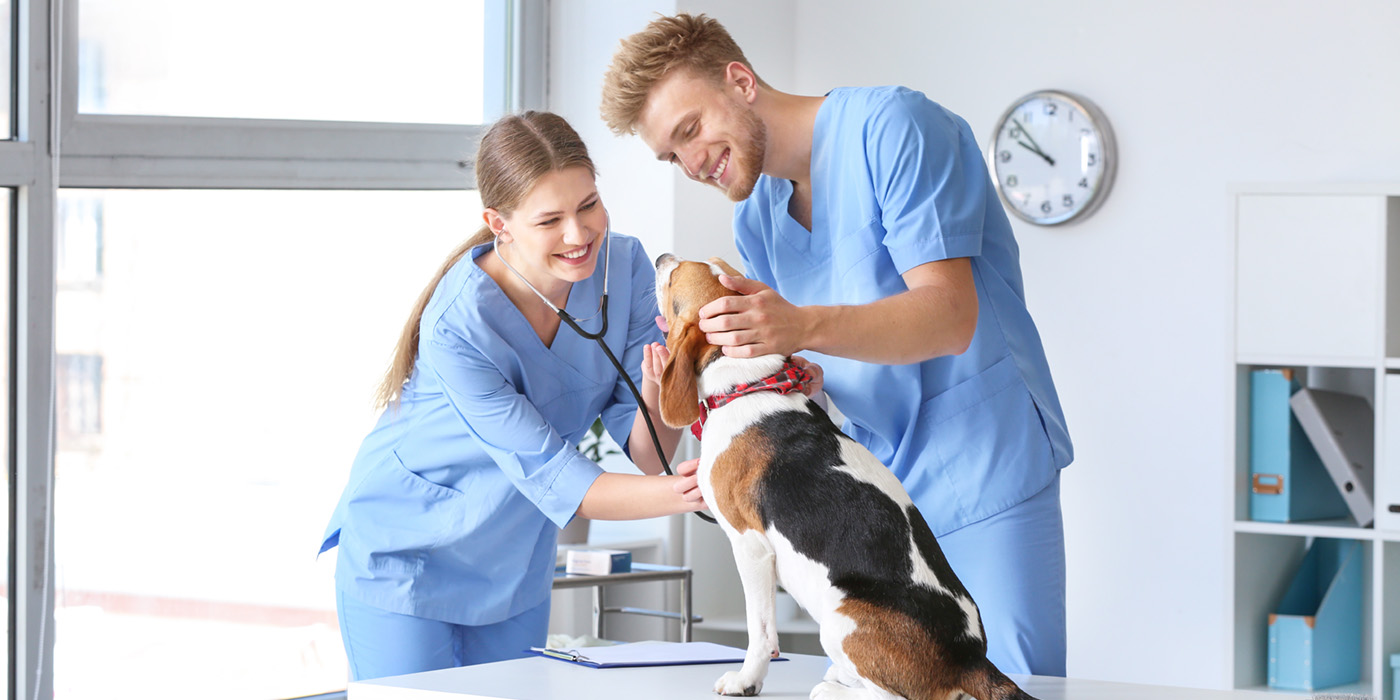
734,86 -> 1072,536
320,233 -> 663,626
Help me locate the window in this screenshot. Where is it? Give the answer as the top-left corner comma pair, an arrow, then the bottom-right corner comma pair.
0,1 -> 547,699
55,354 -> 101,444
54,188 -> 480,700
77,0 -> 489,124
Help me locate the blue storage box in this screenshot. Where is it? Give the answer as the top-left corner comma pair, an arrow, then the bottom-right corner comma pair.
1391,653 -> 1399,700
1250,369 -> 1350,522
1267,538 -> 1363,691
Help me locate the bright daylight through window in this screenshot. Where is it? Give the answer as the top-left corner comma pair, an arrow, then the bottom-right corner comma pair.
51,1 -> 498,698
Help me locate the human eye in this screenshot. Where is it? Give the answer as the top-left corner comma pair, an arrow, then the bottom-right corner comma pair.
580,199 -> 599,211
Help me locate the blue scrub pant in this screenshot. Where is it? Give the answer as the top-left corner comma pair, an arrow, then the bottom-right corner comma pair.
336,590 -> 551,681
935,471 -> 1066,677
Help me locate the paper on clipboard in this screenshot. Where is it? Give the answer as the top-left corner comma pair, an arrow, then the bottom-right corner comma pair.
526,641 -> 786,668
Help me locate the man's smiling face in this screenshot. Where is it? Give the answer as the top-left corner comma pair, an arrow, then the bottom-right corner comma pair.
635,69 -> 767,203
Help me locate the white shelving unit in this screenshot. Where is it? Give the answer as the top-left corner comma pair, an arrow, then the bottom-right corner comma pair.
1228,184 -> 1400,698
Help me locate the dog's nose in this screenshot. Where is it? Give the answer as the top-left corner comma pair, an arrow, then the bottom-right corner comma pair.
654,253 -> 676,270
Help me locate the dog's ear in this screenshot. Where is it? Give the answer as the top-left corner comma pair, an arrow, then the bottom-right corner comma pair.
658,318 -> 705,428
707,257 -> 745,279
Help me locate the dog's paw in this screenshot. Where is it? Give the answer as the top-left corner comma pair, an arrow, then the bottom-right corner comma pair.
715,670 -> 763,697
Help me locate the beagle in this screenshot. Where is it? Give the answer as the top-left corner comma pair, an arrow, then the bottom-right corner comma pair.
654,254 -> 1036,700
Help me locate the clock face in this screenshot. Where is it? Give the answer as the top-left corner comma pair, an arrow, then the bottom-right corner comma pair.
989,90 -> 1116,226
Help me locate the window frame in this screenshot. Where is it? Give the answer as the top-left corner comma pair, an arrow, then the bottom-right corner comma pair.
5,0 -> 550,698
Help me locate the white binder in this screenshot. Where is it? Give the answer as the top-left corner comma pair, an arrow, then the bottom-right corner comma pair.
1290,388 -> 1375,527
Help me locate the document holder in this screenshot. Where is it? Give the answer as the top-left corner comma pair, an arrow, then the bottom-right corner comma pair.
1249,369 -> 1349,522
1267,538 -> 1362,691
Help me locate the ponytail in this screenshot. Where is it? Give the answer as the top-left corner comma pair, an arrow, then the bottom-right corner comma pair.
374,226 -> 494,408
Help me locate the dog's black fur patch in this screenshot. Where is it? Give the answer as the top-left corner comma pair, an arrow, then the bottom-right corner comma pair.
751,400 -> 987,662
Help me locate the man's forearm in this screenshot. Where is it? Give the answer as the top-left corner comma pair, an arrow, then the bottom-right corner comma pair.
802,284 -> 977,365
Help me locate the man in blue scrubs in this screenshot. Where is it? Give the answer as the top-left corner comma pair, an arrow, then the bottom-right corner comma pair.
601,14 -> 1072,676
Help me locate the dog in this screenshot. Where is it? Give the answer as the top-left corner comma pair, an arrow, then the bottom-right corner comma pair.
654,254 -> 1036,700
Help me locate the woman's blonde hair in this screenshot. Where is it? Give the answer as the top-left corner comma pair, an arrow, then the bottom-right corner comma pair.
600,12 -> 766,136
374,111 -> 597,408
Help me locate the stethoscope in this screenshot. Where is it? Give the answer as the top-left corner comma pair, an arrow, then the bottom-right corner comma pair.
494,210 -> 718,524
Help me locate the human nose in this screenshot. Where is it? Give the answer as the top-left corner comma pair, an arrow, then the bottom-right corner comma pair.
563,216 -> 589,245
676,146 -> 705,180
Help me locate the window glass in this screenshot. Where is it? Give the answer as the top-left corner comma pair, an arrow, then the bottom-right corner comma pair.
54,188 -> 481,699
0,192 -> 10,693
77,0 -> 488,124
0,1 -> 10,137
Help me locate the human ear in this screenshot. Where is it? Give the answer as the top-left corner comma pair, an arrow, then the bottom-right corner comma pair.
483,208 -> 512,244
724,61 -> 758,102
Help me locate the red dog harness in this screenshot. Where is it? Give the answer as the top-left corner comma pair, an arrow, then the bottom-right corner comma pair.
691,360 -> 814,440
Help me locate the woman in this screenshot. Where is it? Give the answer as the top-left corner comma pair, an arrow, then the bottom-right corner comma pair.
319,111 -> 703,680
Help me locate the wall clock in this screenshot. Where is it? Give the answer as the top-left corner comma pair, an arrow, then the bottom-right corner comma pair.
988,90 -> 1116,226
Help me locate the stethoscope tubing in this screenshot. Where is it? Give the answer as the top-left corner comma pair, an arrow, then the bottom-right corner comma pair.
494,210 -> 716,524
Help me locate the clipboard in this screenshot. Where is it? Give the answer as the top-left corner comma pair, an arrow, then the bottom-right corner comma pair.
525,641 -> 787,669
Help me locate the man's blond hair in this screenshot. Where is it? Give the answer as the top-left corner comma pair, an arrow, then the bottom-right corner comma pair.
600,13 -> 765,135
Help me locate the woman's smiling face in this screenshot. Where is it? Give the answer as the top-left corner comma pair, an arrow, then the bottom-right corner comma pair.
489,165 -> 606,294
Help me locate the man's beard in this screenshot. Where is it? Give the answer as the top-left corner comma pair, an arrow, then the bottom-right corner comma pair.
724,104 -> 767,202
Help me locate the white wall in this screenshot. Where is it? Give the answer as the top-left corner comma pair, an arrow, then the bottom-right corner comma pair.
787,0 -> 1400,690
552,0 -> 1400,690
548,0 -> 677,260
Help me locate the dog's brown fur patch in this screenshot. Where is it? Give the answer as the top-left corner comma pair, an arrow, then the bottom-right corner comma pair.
838,599 -> 956,700
708,425 -> 772,534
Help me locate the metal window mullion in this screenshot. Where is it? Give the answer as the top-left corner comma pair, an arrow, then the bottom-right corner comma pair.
14,1 -> 58,700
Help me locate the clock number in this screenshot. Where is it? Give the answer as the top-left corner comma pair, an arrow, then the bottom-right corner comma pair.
1078,177 -> 1089,188
998,150 -> 1012,163
1087,153 -> 1097,167
1062,194 -> 1074,208
1009,125 -> 1023,139
1006,175 -> 1018,187
1040,200 -> 1052,214
1044,102 -> 1058,116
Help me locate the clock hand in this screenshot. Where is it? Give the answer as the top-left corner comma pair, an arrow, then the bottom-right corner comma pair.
1016,140 -> 1055,166
1012,118 -> 1056,165
1011,118 -> 1048,152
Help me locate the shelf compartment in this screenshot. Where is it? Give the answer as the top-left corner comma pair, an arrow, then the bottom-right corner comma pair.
1236,195 -> 1388,362
1233,533 -> 1373,694
1234,364 -> 1376,525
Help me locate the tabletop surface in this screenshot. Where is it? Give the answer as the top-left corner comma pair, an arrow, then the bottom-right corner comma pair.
347,652 -> 1285,700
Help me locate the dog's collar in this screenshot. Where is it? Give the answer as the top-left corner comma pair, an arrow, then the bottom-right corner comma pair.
690,359 -> 813,440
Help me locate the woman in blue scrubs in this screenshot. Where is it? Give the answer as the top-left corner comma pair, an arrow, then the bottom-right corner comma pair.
603,16 -> 1071,677
319,111 -> 705,681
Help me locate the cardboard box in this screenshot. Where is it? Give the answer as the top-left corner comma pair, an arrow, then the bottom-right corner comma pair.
1267,538 -> 1363,691
1250,369 -> 1350,523
564,549 -> 632,576
1290,388 -> 1375,527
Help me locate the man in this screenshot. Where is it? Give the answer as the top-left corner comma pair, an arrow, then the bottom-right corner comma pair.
601,14 -> 1072,676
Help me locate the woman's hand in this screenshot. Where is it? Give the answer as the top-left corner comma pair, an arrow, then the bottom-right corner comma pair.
672,458 -> 706,507
640,342 -> 669,417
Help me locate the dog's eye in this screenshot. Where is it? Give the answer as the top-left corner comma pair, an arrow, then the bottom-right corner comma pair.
672,299 -> 681,317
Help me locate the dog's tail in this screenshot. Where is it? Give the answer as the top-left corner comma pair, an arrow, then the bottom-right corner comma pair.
959,661 -> 1039,700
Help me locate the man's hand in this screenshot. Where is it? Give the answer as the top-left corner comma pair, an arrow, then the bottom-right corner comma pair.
789,354 -> 824,397
697,275 -> 811,358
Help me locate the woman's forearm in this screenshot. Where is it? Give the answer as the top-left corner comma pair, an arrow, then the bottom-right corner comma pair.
577,472 -> 704,520
627,407 -> 683,475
